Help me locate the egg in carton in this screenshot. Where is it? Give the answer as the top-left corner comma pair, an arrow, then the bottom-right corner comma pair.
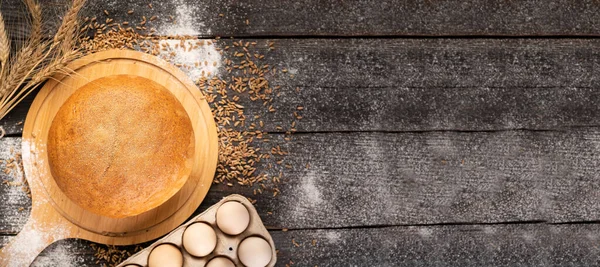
117,194 -> 277,267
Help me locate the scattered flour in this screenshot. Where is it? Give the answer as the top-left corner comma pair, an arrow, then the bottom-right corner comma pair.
1,141 -> 75,266
418,228 -> 433,237
325,231 -> 341,244
3,209 -> 71,267
156,0 -> 207,36
300,170 -> 323,207
0,139 -> 30,222
152,0 -> 221,81
158,39 -> 222,81
31,241 -> 84,267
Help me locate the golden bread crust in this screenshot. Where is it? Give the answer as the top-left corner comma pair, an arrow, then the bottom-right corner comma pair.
47,75 -> 194,218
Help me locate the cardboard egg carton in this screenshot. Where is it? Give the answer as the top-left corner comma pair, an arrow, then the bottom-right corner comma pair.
117,194 -> 277,267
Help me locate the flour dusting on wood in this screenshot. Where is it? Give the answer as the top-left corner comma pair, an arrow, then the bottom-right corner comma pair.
299,170 -> 323,208
157,39 -> 221,81
0,138 -> 31,229
3,214 -> 70,266
156,0 -> 207,36
32,241 -> 84,267
1,140 -> 73,266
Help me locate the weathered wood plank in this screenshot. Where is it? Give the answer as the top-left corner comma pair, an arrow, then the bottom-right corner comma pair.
2,128 -> 600,231
274,224 -> 600,267
2,224 -> 600,266
238,38 -> 600,132
4,39 -> 600,134
5,0 -> 600,37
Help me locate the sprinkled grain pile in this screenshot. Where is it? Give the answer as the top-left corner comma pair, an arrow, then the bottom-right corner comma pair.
90,244 -> 143,266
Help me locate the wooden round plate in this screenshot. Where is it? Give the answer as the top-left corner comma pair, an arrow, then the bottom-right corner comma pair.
0,50 -> 218,266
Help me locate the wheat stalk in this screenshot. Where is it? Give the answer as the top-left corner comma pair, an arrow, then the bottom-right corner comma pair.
54,0 -> 85,53
0,0 -> 86,121
0,13 -> 10,80
0,0 -> 45,110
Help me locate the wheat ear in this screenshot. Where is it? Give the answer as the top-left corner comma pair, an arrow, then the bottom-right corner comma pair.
0,0 -> 86,119
54,0 -> 86,53
0,13 -> 9,81
0,0 -> 45,108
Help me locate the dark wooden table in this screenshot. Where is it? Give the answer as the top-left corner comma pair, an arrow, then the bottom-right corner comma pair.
3,0 -> 600,266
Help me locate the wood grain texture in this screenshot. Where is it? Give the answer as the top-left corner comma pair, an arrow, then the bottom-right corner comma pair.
3,129 -> 600,232
273,224 -> 600,267
241,39 -> 600,132
2,224 -> 600,266
5,0 -> 600,37
3,39 -> 600,134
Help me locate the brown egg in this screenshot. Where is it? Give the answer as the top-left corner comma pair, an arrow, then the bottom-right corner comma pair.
216,201 -> 250,235
182,222 -> 217,257
205,256 -> 235,267
147,244 -> 183,267
238,237 -> 272,267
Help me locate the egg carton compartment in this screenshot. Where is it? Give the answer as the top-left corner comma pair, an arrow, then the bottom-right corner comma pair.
117,194 -> 277,267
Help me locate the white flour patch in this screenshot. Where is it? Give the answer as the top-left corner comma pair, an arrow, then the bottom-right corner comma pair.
156,0 -> 207,36
104,0 -> 118,8
300,170 -> 323,207
521,232 -> 535,243
418,228 -> 433,237
158,39 -> 222,81
286,67 -> 298,75
483,226 -> 496,234
32,242 -> 83,267
286,170 -> 324,221
325,231 -> 341,244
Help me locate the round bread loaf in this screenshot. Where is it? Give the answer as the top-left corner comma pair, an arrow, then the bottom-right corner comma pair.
47,75 -> 194,218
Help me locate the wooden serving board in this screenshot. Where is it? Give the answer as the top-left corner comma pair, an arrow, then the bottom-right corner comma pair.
0,50 -> 219,266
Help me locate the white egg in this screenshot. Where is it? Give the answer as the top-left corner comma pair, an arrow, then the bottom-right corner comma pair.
216,201 -> 250,235
238,237 -> 272,267
147,244 -> 183,267
182,222 -> 217,257
205,256 -> 235,267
